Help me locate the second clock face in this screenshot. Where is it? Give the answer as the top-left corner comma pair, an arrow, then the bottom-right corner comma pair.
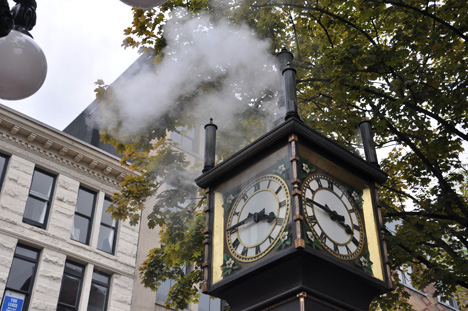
226,174 -> 291,262
302,174 -> 365,260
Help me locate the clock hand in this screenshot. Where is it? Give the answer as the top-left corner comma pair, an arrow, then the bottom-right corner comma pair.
256,211 -> 277,223
226,213 -> 255,232
306,198 -> 345,222
226,208 -> 275,232
336,218 -> 353,235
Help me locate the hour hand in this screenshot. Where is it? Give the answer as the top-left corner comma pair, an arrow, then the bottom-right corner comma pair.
256,211 -> 276,223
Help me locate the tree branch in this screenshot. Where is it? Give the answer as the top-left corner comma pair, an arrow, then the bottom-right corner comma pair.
375,0 -> 468,41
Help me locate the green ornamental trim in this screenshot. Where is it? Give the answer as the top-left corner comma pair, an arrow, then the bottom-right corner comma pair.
346,185 -> 364,208
274,224 -> 291,250
222,191 -> 239,212
221,254 -> 239,276
306,230 -> 323,250
272,158 -> 290,180
299,157 -> 317,179
355,250 -> 373,275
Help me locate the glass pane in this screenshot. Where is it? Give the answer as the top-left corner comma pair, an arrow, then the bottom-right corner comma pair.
6,258 -> 35,291
57,274 -> 81,306
0,154 -> 7,180
87,283 -> 108,311
23,197 -> 47,224
76,188 -> 96,217
64,261 -> 84,275
30,170 -> 54,198
100,198 -> 116,227
15,245 -> 39,261
57,304 -> 76,311
97,226 -> 115,254
199,294 -> 221,311
156,279 -> 171,303
92,271 -> 110,285
71,215 -> 90,244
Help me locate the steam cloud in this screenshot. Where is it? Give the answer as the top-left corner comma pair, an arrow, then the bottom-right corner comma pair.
98,8 -> 281,139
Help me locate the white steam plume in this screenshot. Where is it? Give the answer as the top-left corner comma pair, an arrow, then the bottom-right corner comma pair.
98,8 -> 281,138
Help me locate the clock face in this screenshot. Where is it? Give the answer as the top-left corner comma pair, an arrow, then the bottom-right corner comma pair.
226,174 -> 291,262
302,174 -> 365,260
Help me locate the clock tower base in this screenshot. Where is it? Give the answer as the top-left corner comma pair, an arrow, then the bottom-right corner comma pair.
208,249 -> 388,311
257,291 -> 348,311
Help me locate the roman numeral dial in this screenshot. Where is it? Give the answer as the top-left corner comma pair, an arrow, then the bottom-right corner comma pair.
226,175 -> 291,262
302,173 -> 365,260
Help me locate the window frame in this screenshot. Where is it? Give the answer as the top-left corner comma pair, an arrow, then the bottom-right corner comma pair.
198,292 -> 223,311
97,196 -> 118,255
438,295 -> 460,310
1,244 -> 40,311
57,260 -> 85,311
0,152 -> 9,191
22,168 -> 56,229
87,270 -> 111,311
397,267 -> 426,295
71,186 -> 97,245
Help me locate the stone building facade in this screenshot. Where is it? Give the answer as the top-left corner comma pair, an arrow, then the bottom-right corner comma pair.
64,96 -> 222,311
0,104 -> 140,311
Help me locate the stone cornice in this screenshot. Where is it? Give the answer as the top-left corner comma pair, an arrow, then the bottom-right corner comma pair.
0,104 -> 134,187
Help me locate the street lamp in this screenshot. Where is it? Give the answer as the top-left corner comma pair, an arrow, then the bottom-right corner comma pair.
0,0 -> 47,100
120,0 -> 169,9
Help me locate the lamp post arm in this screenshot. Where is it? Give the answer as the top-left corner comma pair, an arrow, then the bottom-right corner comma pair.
0,0 -> 13,37
11,0 -> 37,37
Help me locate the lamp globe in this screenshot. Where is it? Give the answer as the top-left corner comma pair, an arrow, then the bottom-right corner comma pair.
0,29 -> 47,100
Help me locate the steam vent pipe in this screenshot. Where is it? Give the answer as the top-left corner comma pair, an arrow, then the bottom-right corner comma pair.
276,48 -> 299,121
203,118 -> 218,173
359,120 -> 379,167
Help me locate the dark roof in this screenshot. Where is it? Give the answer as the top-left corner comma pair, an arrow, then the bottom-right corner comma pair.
63,53 -> 155,156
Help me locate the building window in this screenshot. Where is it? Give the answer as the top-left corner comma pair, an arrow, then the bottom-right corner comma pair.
57,260 -> 85,311
71,187 -> 97,244
1,244 -> 40,311
170,126 -> 200,154
97,197 -> 118,254
438,295 -> 460,310
88,270 -> 111,311
198,293 -> 222,311
397,267 -> 426,295
156,266 -> 190,308
23,168 -> 56,228
0,153 -> 9,190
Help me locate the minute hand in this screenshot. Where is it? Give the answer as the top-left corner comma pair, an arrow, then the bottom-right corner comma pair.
306,198 -> 352,234
306,198 -> 345,222
226,208 -> 267,232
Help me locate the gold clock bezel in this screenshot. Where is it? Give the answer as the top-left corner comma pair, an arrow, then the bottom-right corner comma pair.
226,174 -> 291,262
302,173 -> 365,260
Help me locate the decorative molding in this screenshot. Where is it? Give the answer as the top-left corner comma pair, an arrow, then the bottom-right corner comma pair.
89,160 -> 98,169
103,166 -> 112,175
27,132 -> 37,142
74,154 -> 83,163
59,147 -> 69,156
0,130 -> 127,189
117,173 -> 126,181
43,140 -> 53,149
10,125 -> 20,135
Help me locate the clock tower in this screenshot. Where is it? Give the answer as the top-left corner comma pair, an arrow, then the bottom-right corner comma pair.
195,49 -> 392,311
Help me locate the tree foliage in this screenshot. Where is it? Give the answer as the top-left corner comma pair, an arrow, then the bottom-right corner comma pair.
99,0 -> 468,309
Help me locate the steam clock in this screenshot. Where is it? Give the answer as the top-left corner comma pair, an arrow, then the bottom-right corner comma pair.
195,49 -> 392,310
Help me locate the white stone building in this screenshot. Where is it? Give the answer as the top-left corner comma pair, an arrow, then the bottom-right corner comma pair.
0,104 -> 140,311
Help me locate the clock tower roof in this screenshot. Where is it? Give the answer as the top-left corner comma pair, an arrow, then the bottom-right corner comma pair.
195,117 -> 388,189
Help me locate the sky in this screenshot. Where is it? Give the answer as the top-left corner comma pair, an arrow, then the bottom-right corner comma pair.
1,0 -> 141,131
